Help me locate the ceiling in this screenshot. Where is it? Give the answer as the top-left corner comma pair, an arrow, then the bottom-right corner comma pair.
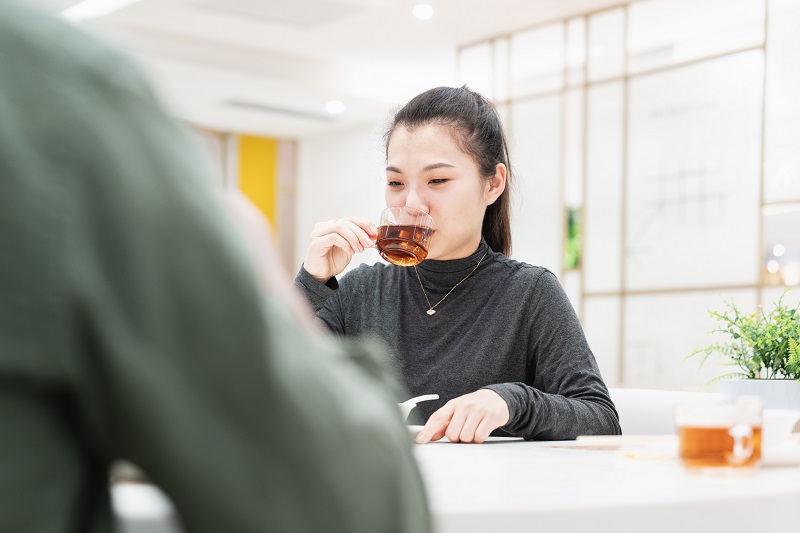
25,0 -> 626,138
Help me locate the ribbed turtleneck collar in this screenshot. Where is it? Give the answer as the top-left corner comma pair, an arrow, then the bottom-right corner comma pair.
411,239 -> 490,290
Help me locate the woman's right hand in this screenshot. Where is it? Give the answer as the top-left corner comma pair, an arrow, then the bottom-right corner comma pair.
303,216 -> 377,283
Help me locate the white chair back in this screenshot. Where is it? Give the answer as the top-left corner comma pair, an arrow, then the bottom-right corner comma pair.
608,387 -> 725,435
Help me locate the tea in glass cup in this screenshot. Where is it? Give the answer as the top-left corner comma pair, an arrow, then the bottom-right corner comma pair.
376,206 -> 434,267
675,398 -> 762,468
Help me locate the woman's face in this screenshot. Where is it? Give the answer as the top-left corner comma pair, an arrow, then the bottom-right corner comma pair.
385,123 -> 504,260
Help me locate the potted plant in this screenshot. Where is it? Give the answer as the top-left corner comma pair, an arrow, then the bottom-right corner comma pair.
688,290 -> 800,408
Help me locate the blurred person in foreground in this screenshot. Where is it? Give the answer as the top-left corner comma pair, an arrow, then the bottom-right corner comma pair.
0,2 -> 430,532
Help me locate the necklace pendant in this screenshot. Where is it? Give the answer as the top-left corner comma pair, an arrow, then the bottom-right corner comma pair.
426,309 -> 436,316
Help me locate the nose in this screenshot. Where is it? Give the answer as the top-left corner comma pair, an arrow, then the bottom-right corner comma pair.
403,185 -> 427,213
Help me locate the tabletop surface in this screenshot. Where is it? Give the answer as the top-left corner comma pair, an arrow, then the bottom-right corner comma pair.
412,434 -> 800,533
113,432 -> 800,533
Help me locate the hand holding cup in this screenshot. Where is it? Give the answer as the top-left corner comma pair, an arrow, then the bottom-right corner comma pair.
303,216 -> 377,283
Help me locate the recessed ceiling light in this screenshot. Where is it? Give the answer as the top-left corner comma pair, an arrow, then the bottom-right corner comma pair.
62,0 -> 143,21
325,100 -> 345,115
412,4 -> 434,20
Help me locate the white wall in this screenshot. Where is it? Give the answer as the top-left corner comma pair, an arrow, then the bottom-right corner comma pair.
294,122 -> 388,274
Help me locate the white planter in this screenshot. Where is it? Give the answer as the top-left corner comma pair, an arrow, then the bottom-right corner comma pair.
718,379 -> 800,409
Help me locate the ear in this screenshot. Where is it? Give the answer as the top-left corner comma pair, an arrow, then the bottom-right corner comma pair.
485,163 -> 507,206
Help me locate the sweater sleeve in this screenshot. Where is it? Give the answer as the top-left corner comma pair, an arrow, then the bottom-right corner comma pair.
484,271 -> 621,440
294,265 -> 339,311
294,266 -> 352,334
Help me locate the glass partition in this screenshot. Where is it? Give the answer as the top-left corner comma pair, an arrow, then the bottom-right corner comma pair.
628,0 -> 765,74
583,296 -> 621,386
493,38 -> 510,102
456,0 -> 784,389
762,204 -> 800,287
584,82 -> 623,293
624,289 -> 758,390
764,0 -> 800,203
588,8 -> 625,81
509,95 -> 562,272
563,88 -> 584,209
762,285 -> 800,309
565,17 -> 586,86
458,42 -> 495,99
510,24 -> 564,98
626,51 -> 763,290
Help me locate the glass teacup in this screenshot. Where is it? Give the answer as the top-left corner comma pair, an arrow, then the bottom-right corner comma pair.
376,206 -> 434,267
675,397 -> 762,468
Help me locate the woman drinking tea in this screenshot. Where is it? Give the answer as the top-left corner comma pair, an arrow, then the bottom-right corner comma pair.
295,86 -> 620,444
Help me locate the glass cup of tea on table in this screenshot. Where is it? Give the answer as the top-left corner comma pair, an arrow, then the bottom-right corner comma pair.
675,396 -> 762,468
376,206 -> 434,267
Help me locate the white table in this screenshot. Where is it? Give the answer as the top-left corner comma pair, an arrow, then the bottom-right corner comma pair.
413,436 -> 800,533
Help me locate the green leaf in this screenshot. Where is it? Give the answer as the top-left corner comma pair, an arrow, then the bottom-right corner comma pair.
686,290 -> 800,382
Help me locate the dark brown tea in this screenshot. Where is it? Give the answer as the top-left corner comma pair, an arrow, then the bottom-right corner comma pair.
376,224 -> 432,266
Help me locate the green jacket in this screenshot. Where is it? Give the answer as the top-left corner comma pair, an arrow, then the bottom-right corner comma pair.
0,2 -> 430,532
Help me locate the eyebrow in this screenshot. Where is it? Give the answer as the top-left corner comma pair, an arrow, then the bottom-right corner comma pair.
385,162 -> 456,173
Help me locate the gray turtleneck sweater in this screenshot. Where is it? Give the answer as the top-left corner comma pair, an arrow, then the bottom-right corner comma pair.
295,240 -> 620,440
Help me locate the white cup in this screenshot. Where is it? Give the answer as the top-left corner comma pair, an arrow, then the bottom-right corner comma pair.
761,409 -> 800,466
762,409 -> 800,447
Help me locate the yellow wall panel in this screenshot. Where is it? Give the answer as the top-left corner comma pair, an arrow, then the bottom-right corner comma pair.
238,135 -> 278,227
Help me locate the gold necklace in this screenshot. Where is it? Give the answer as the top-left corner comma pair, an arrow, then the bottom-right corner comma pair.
412,250 -> 488,316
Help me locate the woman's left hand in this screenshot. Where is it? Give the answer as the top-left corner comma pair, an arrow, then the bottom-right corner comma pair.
415,389 -> 509,444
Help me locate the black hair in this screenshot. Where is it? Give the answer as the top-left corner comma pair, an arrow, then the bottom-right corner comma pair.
385,86 -> 512,256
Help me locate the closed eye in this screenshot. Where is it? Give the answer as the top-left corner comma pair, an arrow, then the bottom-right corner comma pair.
387,181 -> 403,187
429,178 -> 449,185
